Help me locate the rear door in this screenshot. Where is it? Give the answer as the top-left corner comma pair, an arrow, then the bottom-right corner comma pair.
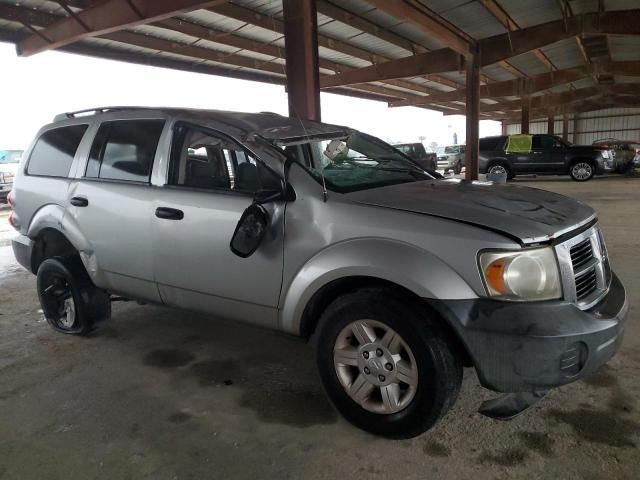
68,117 -> 166,302
151,122 -> 285,329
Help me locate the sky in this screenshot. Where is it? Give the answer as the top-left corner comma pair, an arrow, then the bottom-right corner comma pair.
0,43 -> 501,150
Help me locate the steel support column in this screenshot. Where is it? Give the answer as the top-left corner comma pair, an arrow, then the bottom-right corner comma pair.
547,113 -> 555,135
283,0 -> 321,121
465,45 -> 481,181
521,96 -> 531,134
562,114 -> 569,141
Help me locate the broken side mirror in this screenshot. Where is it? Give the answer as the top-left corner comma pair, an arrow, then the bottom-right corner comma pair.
230,203 -> 269,258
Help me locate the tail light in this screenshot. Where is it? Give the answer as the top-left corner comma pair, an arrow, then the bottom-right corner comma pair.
8,211 -> 20,229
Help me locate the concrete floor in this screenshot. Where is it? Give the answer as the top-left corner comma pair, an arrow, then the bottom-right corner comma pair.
0,176 -> 638,479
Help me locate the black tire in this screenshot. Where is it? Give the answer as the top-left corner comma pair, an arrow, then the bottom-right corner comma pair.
454,161 -> 462,175
569,160 -> 595,182
487,161 -> 514,180
315,288 -> 462,439
37,257 -> 111,336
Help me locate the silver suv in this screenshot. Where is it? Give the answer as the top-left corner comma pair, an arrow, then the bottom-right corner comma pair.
10,107 -> 628,438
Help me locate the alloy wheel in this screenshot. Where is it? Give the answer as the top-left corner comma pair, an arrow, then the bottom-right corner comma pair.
572,162 -> 593,180
333,319 -> 418,414
41,274 -> 76,330
489,165 -> 507,176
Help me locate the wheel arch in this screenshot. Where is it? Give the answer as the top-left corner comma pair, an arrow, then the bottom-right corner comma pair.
27,204 -> 96,279
279,238 -> 477,365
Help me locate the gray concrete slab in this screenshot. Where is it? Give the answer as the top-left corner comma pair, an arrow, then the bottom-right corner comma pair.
0,177 -> 638,479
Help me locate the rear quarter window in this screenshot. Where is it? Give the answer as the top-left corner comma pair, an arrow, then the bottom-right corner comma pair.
27,124 -> 88,177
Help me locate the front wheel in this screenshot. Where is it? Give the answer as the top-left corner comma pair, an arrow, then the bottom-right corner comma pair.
454,161 -> 462,175
315,289 -> 462,438
570,161 -> 595,181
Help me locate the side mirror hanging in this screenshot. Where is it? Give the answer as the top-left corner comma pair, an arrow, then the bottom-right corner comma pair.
229,203 -> 270,258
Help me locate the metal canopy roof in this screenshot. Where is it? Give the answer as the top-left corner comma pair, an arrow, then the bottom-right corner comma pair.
0,0 -> 639,121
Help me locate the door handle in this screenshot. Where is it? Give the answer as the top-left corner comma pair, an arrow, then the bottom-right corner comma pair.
70,196 -> 89,207
155,207 -> 184,220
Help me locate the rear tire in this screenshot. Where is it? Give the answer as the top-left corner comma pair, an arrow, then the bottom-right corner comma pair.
315,289 -> 462,438
569,160 -> 595,181
37,257 -> 111,336
487,162 -> 514,180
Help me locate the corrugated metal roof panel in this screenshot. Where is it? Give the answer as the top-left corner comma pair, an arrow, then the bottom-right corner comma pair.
569,0 -> 599,15
500,0 -> 563,28
609,36 -> 640,61
435,1 -> 507,40
233,0 -> 283,18
605,0 -> 640,10
344,32 -> 410,59
507,52 -> 551,76
178,9 -> 249,32
615,76 -> 640,84
0,0 -> 64,15
540,38 -> 585,70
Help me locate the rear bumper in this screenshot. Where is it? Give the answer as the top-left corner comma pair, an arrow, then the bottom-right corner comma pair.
11,234 -> 33,272
430,271 -> 628,393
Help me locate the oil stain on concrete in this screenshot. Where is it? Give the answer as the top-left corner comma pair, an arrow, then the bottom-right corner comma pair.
423,439 -> 451,457
518,431 -> 555,457
547,407 -> 638,448
143,349 -> 195,369
477,447 -> 528,466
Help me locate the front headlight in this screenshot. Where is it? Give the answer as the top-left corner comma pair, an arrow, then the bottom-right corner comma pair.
479,247 -> 562,301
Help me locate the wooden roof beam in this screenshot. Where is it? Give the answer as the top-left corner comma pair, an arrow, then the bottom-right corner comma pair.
367,0 -> 471,55
322,9 -> 640,88
17,0 -> 228,56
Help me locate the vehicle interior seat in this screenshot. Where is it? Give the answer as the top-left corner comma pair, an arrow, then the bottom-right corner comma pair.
235,161 -> 259,192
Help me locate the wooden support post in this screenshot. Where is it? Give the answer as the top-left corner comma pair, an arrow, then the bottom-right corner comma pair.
465,44 -> 481,181
521,96 -> 531,134
562,114 -> 569,141
547,112 -> 555,135
283,0 -> 321,121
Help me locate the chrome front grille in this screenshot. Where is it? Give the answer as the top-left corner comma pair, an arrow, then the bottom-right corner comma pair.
570,239 -> 593,270
575,267 -> 598,300
555,225 -> 610,309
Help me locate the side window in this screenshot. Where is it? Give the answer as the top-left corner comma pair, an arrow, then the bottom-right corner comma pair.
86,120 -> 165,182
27,124 -> 88,177
170,124 -> 281,194
532,135 -> 555,151
459,145 -> 466,154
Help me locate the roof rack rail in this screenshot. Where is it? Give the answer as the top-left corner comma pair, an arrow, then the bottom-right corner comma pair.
53,106 -> 147,122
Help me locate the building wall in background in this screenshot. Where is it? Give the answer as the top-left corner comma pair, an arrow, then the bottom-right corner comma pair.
504,108 -> 640,145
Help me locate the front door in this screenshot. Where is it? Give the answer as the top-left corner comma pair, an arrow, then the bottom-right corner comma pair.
531,135 -> 565,173
151,123 -> 285,328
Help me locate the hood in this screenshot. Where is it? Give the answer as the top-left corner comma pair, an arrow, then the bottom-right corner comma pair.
345,179 -> 596,244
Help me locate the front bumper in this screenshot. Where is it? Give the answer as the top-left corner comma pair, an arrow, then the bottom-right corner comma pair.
431,272 -> 628,393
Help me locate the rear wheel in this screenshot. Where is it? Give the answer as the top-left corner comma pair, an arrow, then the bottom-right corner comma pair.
315,289 -> 462,438
37,257 -> 111,336
569,161 -> 594,181
487,162 -> 514,180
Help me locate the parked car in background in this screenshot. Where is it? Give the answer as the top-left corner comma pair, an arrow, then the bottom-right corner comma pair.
436,144 -> 465,174
592,139 -> 639,173
9,107 -> 627,439
479,134 -> 607,181
393,142 -> 437,172
0,149 -> 22,202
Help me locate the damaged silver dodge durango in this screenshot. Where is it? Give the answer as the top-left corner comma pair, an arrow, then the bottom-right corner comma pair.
10,107 -> 628,438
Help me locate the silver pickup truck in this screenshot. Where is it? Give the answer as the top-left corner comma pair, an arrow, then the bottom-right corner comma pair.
10,107 -> 628,438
